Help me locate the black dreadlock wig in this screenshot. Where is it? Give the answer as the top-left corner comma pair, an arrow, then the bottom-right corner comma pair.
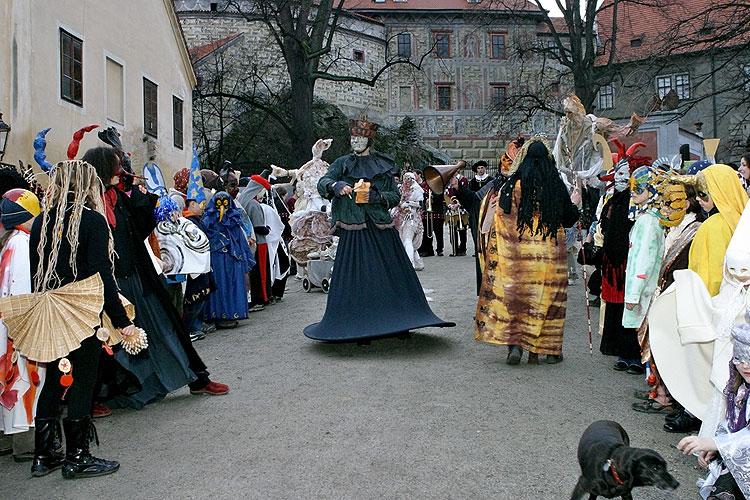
0,167 -> 30,197
514,141 -> 570,241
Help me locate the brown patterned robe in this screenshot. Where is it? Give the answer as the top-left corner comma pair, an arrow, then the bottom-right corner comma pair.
475,182 -> 568,355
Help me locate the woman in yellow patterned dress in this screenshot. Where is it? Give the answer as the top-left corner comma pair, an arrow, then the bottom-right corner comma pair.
475,138 -> 580,364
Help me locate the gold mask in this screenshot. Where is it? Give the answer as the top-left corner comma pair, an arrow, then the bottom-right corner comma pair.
658,182 -> 688,227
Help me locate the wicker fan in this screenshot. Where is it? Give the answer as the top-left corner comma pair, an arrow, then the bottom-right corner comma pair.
0,274 -> 117,363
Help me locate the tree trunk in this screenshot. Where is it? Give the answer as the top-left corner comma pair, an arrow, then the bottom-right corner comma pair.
285,42 -> 317,167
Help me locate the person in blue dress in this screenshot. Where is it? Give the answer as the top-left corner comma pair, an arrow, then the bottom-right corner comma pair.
203,191 -> 255,327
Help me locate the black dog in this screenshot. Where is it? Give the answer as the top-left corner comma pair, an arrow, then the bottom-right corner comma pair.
570,420 -> 679,500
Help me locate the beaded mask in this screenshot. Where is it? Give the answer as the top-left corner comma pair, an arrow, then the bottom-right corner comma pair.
658,182 -> 688,227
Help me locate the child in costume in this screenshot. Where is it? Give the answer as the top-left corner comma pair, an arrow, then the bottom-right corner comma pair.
203,191 -> 254,326
0,190 -> 44,458
678,319 -> 750,500
621,165 -> 666,372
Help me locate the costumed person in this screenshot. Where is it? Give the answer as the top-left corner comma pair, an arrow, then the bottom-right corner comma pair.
237,175 -> 272,311
445,174 -> 469,256
0,190 -> 44,461
689,163 -> 749,296
303,118 -> 454,342
474,137 -> 579,364
632,180 -> 703,418
181,172 -> 215,338
469,161 -> 493,192
82,147 -> 228,408
649,196 -> 750,439
417,178 -> 444,257
261,190 -> 291,302
391,171 -> 424,270
598,143 -> 640,372
677,319 -> 750,500
621,165 -> 666,374
203,191 -> 255,326
271,138 -> 334,280
18,160 -> 135,478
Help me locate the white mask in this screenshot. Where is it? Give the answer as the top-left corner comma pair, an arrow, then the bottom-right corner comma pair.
614,161 -> 630,192
351,136 -> 369,154
725,248 -> 750,283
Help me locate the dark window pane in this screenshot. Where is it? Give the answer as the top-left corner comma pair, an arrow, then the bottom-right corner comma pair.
492,35 -> 505,58
144,79 -> 158,138
397,33 -> 411,58
437,86 -> 451,110
173,97 -> 183,149
60,29 -> 83,105
436,34 -> 450,58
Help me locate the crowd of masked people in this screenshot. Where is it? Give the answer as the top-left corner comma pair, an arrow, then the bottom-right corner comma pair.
0,137 -> 293,479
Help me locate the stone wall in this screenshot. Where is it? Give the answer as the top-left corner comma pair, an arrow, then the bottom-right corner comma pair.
175,2 -> 566,164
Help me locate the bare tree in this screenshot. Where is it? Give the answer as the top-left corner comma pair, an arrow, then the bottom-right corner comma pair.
194,0 -> 434,166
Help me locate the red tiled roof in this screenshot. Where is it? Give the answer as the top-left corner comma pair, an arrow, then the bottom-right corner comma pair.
189,33 -> 243,65
595,0 -> 741,65
537,17 -> 569,34
343,0 -> 543,13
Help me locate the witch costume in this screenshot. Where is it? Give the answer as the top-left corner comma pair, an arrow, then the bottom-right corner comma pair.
203,191 -> 255,321
303,119 -> 453,342
474,138 -> 579,361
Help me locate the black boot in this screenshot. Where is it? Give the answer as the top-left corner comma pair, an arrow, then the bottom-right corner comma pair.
31,418 -> 65,477
61,417 -> 119,479
507,345 -> 523,365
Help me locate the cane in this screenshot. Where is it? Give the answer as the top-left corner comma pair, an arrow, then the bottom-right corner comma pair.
577,210 -> 594,355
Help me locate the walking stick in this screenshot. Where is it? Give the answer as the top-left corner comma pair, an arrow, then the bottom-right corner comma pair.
578,218 -> 594,355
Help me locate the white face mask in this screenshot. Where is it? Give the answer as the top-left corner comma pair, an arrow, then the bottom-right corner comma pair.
726,249 -> 750,283
614,161 -> 630,192
351,136 -> 369,154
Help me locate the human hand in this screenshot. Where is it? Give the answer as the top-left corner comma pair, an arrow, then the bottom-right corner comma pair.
120,324 -> 138,338
625,302 -> 637,310
339,184 -> 353,197
138,184 -> 148,194
571,188 -> 581,205
697,450 -> 717,468
490,195 -> 499,211
677,436 -> 718,456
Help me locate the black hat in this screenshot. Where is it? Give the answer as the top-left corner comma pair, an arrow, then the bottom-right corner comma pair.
471,160 -> 488,173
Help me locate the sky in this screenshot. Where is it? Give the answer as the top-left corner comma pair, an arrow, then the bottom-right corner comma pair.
538,0 -> 564,16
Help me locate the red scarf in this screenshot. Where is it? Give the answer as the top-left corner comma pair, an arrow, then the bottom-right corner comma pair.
102,187 -> 118,228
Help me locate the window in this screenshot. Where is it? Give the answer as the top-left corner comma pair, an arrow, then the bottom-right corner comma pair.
630,35 -> 643,48
397,33 -> 411,58
436,85 -> 452,110
490,33 -> 506,59
547,40 -> 560,57
490,84 -> 507,108
744,66 -> 750,92
143,78 -> 158,138
352,49 -> 365,63
60,29 -> 83,106
399,86 -> 413,111
173,96 -> 183,150
435,33 -> 451,58
656,73 -> 690,100
105,57 -> 124,124
598,84 -> 614,110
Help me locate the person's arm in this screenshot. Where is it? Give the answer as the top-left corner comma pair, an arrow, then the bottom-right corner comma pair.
623,215 -> 660,307
371,173 -> 400,209
85,212 -> 131,328
126,187 -> 158,240
318,159 -> 348,199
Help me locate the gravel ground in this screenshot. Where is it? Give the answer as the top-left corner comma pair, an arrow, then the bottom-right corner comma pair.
1,239 -> 704,499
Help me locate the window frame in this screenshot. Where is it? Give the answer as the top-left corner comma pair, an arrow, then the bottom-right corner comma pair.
744,65 -> 750,93
490,83 -> 509,109
352,49 -> 365,64
60,28 -> 83,106
655,73 -> 690,100
396,33 -> 412,58
172,95 -> 184,150
436,84 -> 453,111
434,32 -> 452,59
489,32 -> 507,60
143,77 -> 158,139
598,83 -> 614,110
